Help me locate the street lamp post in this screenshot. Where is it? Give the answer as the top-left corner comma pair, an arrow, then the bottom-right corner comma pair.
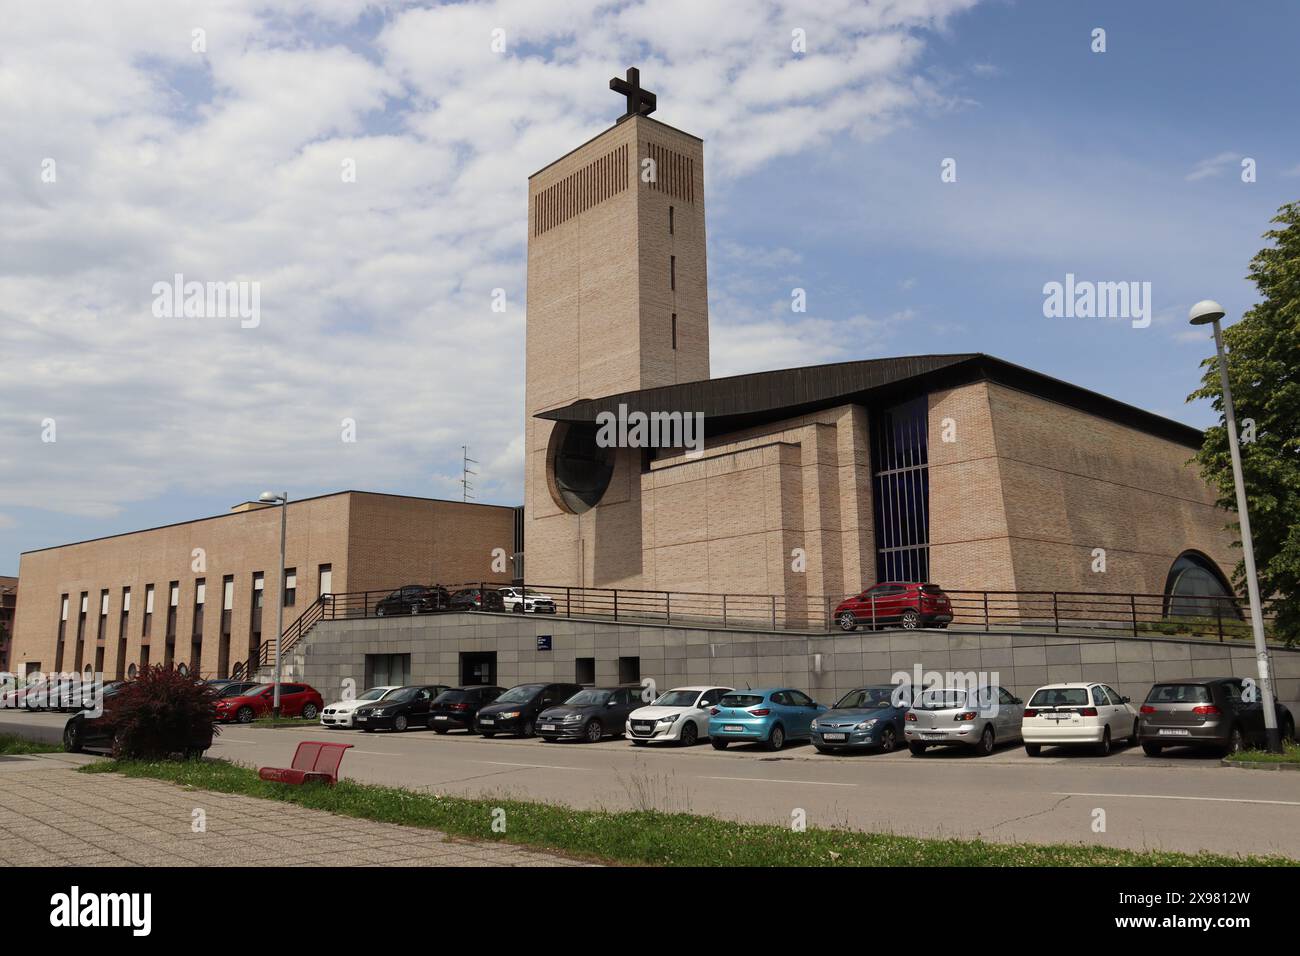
259,490 -> 289,719
1189,300 -> 1282,753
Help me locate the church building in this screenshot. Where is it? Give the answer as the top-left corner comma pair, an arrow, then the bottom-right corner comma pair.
524,69 -> 1237,617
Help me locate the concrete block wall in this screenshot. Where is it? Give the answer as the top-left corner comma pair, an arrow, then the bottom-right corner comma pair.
289,613 -> 1300,717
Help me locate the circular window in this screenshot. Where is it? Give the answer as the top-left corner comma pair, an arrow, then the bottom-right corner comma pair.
547,422 -> 615,514
1164,551 -> 1238,619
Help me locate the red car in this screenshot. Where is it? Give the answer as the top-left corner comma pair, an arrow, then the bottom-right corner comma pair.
833,582 -> 953,632
213,682 -> 324,723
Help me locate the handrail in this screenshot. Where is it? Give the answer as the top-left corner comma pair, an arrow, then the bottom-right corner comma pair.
244,579 -> 1283,673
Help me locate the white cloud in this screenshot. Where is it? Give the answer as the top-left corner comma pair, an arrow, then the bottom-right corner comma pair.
0,0 -> 982,526
1184,151 -> 1242,182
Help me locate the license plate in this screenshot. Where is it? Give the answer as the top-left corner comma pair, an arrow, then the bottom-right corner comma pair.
542,724 -> 556,731
633,724 -> 651,731
1046,713 -> 1069,720
356,717 -> 368,723
822,733 -> 847,741
434,715 -> 449,720
723,725 -> 743,732
1158,728 -> 1191,736
479,718 -> 494,725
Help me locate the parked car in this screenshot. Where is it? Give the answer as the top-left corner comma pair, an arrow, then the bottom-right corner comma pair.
1022,682 -> 1138,756
320,685 -> 402,728
537,686 -> 641,742
64,682 -> 213,757
708,687 -> 827,751
904,685 -> 1023,756
213,682 -> 324,723
1137,677 -> 1296,757
374,585 -> 450,617
497,587 -> 557,614
833,582 -> 953,631
353,684 -> 451,732
476,682 -> 582,737
627,686 -> 733,746
449,587 -> 506,612
811,685 -> 908,753
428,685 -> 506,733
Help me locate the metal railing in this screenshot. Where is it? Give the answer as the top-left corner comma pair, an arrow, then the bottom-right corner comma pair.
246,581 -> 1283,672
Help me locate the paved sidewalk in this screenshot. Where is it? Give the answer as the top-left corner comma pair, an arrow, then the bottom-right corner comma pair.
0,757 -> 587,867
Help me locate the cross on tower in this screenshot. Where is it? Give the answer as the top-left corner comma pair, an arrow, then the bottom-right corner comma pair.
609,67 -> 656,122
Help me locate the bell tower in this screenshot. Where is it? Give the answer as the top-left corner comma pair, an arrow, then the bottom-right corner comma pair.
524,68 -> 709,587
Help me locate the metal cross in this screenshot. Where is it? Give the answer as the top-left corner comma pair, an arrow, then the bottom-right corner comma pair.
609,67 -> 656,122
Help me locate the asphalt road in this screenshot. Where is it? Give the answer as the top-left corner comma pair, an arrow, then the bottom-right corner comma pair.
4,710 -> 1297,859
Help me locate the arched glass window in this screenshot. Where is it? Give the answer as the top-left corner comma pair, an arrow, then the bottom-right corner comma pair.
1164,551 -> 1239,619
127,663 -> 138,679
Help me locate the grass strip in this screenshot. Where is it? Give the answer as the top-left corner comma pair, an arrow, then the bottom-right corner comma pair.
1228,741 -> 1300,764
80,757 -> 1295,867
0,732 -> 64,755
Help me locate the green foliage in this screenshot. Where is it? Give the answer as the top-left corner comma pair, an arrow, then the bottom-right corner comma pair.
1188,201 -> 1300,646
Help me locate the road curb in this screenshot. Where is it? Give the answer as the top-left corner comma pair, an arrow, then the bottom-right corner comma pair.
1221,757 -> 1300,772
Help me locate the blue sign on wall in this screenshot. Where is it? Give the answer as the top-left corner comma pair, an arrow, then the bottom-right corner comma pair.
537,635 -> 552,651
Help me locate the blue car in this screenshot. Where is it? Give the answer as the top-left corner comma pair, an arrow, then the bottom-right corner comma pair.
708,687 -> 827,751
811,685 -> 908,754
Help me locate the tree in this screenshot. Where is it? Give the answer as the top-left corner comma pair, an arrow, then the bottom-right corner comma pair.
1188,200 -> 1300,645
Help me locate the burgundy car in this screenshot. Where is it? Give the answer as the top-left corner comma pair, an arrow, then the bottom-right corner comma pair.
834,582 -> 953,631
213,682 -> 324,723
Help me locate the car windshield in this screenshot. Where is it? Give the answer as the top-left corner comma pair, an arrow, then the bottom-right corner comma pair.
216,684 -> 251,698
497,685 -> 544,703
1146,684 -> 1212,704
565,689 -> 611,706
1029,687 -> 1090,707
386,687 -> 419,702
240,684 -> 272,697
833,687 -> 895,709
653,690 -> 701,707
357,687 -> 392,701
720,694 -> 764,707
436,690 -> 470,702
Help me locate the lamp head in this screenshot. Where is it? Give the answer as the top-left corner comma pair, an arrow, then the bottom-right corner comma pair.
258,491 -> 283,503
1188,299 -> 1226,326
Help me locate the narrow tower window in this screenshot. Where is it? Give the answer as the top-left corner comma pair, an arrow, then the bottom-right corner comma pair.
670,255 -> 676,290
671,313 -> 677,350
668,205 -> 674,234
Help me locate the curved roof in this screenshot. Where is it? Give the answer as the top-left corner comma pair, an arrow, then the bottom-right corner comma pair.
535,353 -> 1204,448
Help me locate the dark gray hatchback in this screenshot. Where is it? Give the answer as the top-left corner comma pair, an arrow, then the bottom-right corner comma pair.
1137,677 -> 1295,756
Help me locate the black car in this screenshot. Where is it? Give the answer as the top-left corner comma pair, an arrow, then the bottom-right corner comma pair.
214,681 -> 259,699
63,682 -> 213,757
537,686 -> 642,743
428,685 -> 507,733
353,684 -> 450,732
374,585 -> 451,617
449,588 -> 505,612
475,682 -> 583,738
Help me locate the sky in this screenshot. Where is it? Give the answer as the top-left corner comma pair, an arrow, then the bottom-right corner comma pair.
2,0 -> 1298,574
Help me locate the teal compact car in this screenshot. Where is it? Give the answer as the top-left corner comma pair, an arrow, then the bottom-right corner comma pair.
708,687 -> 827,751
810,685 -> 908,753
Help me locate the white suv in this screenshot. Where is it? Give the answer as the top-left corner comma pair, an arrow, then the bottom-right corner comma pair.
1022,682 -> 1139,756
497,587 -> 557,614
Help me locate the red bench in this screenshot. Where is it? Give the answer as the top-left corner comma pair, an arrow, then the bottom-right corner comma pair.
258,741 -> 353,785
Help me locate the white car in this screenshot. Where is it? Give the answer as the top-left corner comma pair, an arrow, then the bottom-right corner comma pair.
1022,681 -> 1139,756
320,686 -> 400,728
497,587 -> 557,614
626,686 -> 733,746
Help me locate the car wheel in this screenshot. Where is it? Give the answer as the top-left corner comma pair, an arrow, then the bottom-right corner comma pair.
584,720 -> 603,743
1025,743 -> 1042,757
680,721 -> 699,747
766,724 -> 786,751
521,720 -> 535,738
711,739 -> 728,750
185,747 -> 206,760
236,706 -> 254,724
1141,741 -> 1162,757
900,609 -> 921,630
837,611 -> 857,632
1095,727 -> 1111,757
975,725 -> 995,756
513,604 -> 524,614
62,719 -> 83,754
908,742 -> 927,756
878,726 -> 897,753
301,703 -> 319,720
393,714 -> 408,732
376,606 -> 385,617
1225,725 -> 1245,756
1282,716 -> 1295,743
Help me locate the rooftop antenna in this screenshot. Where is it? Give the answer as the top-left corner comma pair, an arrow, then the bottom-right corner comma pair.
460,445 -> 478,502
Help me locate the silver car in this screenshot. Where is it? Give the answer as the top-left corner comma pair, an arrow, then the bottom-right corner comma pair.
904,685 -> 1024,756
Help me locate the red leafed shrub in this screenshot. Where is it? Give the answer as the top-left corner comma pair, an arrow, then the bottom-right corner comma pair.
109,665 -> 219,760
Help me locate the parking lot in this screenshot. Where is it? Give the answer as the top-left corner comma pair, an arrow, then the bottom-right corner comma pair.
5,709 -> 1295,860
